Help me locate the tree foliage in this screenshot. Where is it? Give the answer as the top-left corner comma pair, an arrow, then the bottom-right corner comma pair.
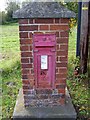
0,11 -> 7,24
56,1 -> 78,28
64,2 -> 78,28
65,2 -> 78,14
5,1 -> 20,22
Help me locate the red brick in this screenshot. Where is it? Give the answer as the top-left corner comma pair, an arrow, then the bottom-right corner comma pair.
20,46 -> 29,51
29,19 -> 33,24
31,69 -> 34,74
22,80 -> 30,84
29,46 -> 32,51
55,18 -> 59,23
56,73 -> 67,78
20,39 -> 32,45
59,68 -> 67,74
45,32 -> 56,36
19,25 -> 38,31
40,25 -> 49,30
59,98 -> 65,105
23,85 -> 33,89
28,25 -> 38,31
56,45 -> 60,50
56,32 -> 59,37
28,74 -> 34,79
61,18 -> 69,23
58,89 -> 65,94
21,58 -> 29,63
55,79 -> 66,84
60,56 -> 67,61
57,51 -> 67,56
22,75 -> 28,79
56,84 -> 65,89
19,32 -> 28,38
29,80 -> 34,86
35,18 -> 53,24
22,69 -> 30,74
21,52 -> 32,57
50,25 -> 69,31
34,32 -> 44,34
57,38 -> 68,44
19,19 -> 28,24
23,79 -> 34,86
56,63 -> 67,67
57,56 -> 60,61
21,64 -> 32,68
57,56 -> 59,61
29,32 -> 33,38
60,44 -> 68,51
56,68 -> 59,73
30,58 -> 33,63
60,31 -> 69,37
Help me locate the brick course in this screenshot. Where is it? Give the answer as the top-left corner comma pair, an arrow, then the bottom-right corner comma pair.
19,18 -> 69,106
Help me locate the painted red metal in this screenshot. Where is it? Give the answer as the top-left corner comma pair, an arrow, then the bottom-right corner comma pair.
33,34 -> 56,89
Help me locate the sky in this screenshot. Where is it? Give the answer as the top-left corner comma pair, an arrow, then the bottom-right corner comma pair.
0,0 -> 53,11
0,0 -> 25,11
0,0 -> 7,11
0,0 -> 89,11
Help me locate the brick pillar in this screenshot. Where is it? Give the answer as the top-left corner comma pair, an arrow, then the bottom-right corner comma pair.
19,18 -> 69,106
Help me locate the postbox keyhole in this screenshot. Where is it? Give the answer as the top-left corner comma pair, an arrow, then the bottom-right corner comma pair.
41,71 -> 43,75
40,71 -> 46,75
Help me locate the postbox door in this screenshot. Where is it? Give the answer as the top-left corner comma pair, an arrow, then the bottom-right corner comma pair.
34,48 -> 55,89
33,34 -> 56,89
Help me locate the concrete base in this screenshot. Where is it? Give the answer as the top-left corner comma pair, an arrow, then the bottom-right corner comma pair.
13,88 -> 77,120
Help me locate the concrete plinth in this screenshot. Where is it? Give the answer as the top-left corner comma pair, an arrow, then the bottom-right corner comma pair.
13,88 -> 77,120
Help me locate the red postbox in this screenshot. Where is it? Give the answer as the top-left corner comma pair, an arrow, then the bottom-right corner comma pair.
33,34 -> 56,89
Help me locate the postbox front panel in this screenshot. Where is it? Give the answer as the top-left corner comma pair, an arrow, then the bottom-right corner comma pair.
33,34 -> 56,89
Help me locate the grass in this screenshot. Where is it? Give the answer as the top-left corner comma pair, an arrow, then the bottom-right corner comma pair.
68,26 -> 77,61
1,23 -> 89,119
1,23 -> 20,53
0,23 -> 22,119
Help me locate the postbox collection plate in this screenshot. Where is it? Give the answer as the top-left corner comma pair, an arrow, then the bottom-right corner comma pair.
41,55 -> 48,69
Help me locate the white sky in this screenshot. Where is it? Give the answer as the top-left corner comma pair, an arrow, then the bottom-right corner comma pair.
0,0 -> 7,11
0,0 -> 53,11
0,0 -> 89,11
0,0 -> 25,11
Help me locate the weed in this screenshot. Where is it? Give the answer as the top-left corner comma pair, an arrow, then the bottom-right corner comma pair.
67,56 -> 89,119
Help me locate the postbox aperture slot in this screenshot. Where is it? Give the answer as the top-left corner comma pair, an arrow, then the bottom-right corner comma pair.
34,42 -> 55,47
41,55 -> 48,70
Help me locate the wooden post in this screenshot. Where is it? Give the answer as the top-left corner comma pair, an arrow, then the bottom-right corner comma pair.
76,2 -> 82,57
88,2 -> 90,81
80,2 -> 89,74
